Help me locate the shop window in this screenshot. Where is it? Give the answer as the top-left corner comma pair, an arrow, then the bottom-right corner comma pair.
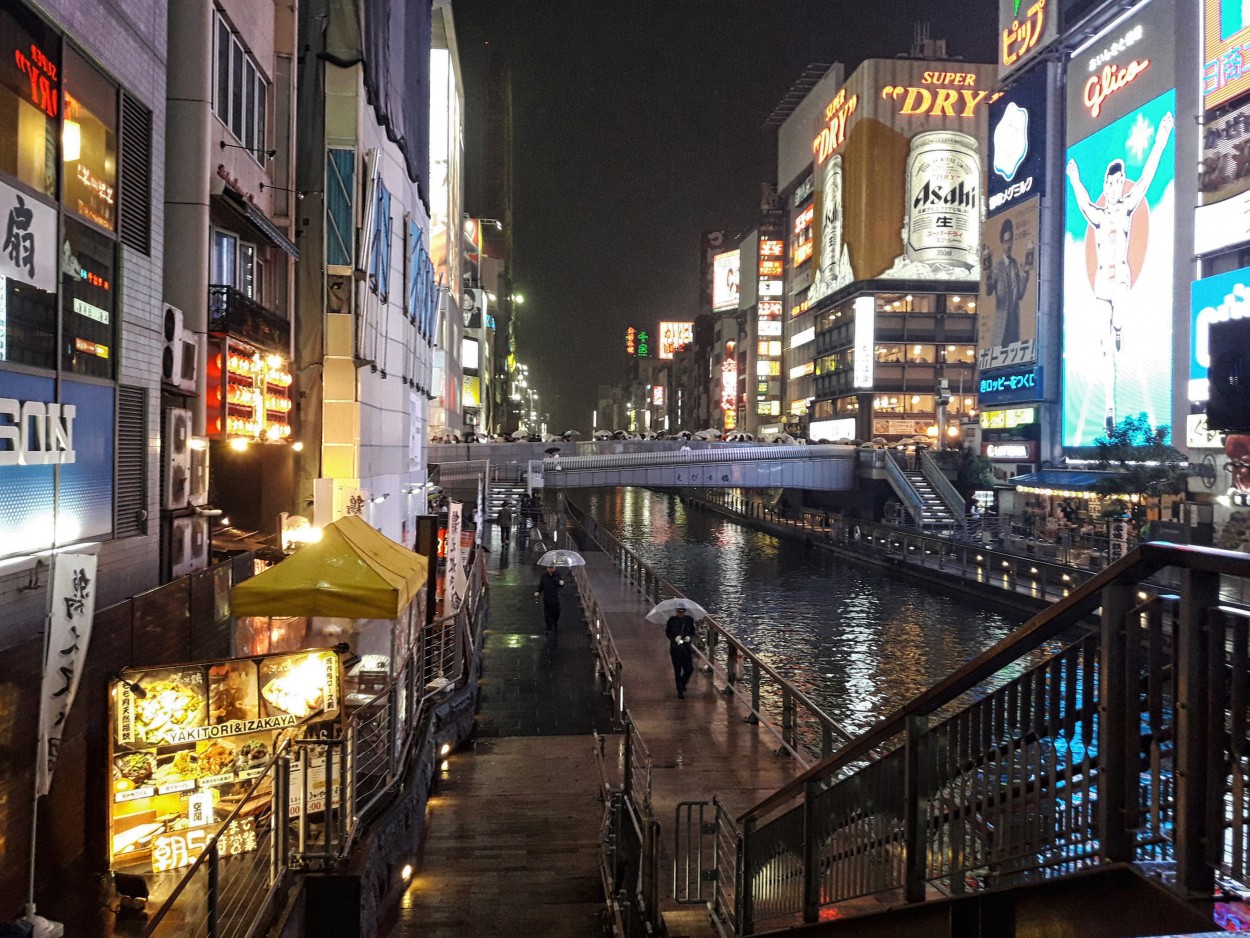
61,217 -> 116,378
812,399 -> 834,420
212,228 -> 238,287
942,344 -> 976,365
213,12 -> 268,162
875,343 -> 905,363
1,276 -> 57,369
876,293 -> 936,313
906,344 -> 936,364
62,45 -> 117,232
945,294 -> 977,314
0,3 -> 58,196
834,396 -> 858,415
368,178 -> 392,298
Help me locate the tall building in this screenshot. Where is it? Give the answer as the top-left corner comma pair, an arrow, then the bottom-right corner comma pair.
0,0 -> 166,913
294,0 -> 444,548
777,51 -> 997,445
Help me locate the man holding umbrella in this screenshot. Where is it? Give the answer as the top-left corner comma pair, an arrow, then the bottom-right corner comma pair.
666,606 -> 698,698
534,563 -> 565,632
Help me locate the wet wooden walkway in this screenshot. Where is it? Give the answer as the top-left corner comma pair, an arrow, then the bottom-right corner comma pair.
392,527 -> 801,937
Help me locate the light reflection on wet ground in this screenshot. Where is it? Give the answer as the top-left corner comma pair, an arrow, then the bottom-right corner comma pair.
582,488 -> 1026,735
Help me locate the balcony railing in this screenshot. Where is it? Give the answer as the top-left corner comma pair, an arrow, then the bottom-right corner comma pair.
208,284 -> 291,353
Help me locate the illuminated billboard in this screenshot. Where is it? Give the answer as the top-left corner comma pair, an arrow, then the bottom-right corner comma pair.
987,65 -> 1049,217
807,59 -> 998,304
712,250 -> 740,311
999,0 -> 1057,77
979,196 -> 1039,371
1063,0 -> 1175,447
1203,0 -> 1250,110
658,321 -> 693,359
1190,266 -> 1250,402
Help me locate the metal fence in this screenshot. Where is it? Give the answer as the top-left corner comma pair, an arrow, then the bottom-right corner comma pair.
564,497 -> 856,767
719,543 -> 1250,933
144,553 -> 487,937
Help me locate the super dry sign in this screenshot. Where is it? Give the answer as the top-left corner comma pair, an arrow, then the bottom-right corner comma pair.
812,88 -> 858,165
880,72 -> 994,119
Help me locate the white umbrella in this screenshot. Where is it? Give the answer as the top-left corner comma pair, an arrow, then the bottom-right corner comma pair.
645,598 -> 710,623
593,430 -> 613,440
536,549 -> 586,567
562,429 -> 582,439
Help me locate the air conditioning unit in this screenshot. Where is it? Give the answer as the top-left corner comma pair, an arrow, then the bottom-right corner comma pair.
188,438 -> 210,507
175,329 -> 201,395
175,515 -> 210,578
162,304 -> 201,395
163,407 -> 192,510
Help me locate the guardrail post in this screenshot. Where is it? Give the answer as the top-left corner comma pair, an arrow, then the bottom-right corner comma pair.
1176,569 -> 1222,895
741,816 -> 756,935
748,664 -> 761,724
1097,582 -> 1135,863
783,689 -> 796,751
277,753 -> 291,870
207,843 -> 220,938
903,714 -> 929,903
623,718 -> 634,801
803,779 -> 822,923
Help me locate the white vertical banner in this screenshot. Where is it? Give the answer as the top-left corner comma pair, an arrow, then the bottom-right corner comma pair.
474,476 -> 484,547
36,553 -> 99,796
445,500 -> 463,613
1109,518 -> 1130,565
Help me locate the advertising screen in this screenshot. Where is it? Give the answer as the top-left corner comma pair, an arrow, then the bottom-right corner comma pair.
807,59 -> 998,304
1203,0 -> 1250,110
1190,265 -> 1250,402
658,321 -> 694,359
1063,90 -> 1175,445
461,336 -> 479,372
1199,99 -> 1250,205
712,250 -> 740,311
987,65 -> 1049,217
979,196 -> 1039,370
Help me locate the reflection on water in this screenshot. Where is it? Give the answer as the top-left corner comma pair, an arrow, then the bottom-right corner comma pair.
583,488 -> 1025,735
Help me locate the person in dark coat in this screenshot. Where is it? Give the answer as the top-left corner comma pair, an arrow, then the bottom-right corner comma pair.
665,606 -> 698,698
534,564 -> 565,631
497,502 -> 514,545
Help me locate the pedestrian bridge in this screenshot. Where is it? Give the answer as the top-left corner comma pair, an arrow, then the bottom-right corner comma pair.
527,443 -> 857,490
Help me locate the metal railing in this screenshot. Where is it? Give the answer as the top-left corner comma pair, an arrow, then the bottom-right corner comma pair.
207,284 -> 291,352
145,552 -> 487,936
530,443 -> 856,476
918,448 -> 966,518
563,497 -> 855,767
707,543 -> 1250,933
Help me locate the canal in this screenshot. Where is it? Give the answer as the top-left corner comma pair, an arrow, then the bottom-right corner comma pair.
576,488 -> 1028,736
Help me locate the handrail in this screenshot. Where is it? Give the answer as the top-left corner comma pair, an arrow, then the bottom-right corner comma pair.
537,443 -> 855,473
744,541 -> 1250,822
918,449 -> 966,518
563,496 -> 856,761
882,450 -> 929,526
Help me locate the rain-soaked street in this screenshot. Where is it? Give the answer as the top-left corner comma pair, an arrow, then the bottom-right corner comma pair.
577,488 -> 1027,736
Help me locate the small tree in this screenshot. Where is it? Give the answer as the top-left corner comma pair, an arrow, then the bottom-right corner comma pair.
1092,414 -> 1188,525
951,444 -> 997,502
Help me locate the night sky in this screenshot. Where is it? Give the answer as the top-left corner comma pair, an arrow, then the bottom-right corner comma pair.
451,0 -> 998,432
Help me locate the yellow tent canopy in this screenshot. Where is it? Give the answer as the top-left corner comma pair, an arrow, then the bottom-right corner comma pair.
231,515 -> 429,619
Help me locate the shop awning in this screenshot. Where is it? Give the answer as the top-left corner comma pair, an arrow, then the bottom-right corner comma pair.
231,515 -> 428,618
221,189 -> 300,259
1011,469 -> 1133,495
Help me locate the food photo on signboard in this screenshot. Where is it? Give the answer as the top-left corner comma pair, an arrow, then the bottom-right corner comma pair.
108,649 -> 341,876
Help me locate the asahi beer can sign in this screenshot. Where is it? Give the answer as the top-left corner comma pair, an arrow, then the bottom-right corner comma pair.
810,155 -> 853,301
903,132 -> 980,272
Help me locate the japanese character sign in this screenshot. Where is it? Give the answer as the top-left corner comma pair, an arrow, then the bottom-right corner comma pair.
0,179 -> 56,292
36,553 -> 98,795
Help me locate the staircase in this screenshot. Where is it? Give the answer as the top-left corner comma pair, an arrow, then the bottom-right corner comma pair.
486,480 -> 527,520
672,542 -> 1250,935
900,469 -> 958,527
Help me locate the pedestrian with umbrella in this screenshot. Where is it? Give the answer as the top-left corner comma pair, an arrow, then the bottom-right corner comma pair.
496,500 -> 514,547
533,562 -> 565,632
646,599 -> 709,699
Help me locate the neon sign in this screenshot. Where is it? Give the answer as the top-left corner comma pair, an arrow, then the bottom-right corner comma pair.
880,82 -> 990,119
1002,0 -> 1049,68
1083,59 -> 1151,118
812,88 -> 859,165
14,43 -> 58,118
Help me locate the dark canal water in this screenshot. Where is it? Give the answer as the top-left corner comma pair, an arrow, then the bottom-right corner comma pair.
579,488 -> 1027,736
